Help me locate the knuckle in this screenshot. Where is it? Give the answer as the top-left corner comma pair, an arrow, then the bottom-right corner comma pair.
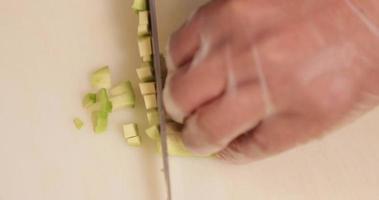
225,135 -> 267,163
305,77 -> 357,118
218,145 -> 254,165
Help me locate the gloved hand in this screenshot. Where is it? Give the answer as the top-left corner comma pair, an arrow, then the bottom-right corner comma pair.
163,0 -> 379,164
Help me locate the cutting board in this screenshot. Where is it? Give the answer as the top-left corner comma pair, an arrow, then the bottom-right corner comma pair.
0,0 -> 378,199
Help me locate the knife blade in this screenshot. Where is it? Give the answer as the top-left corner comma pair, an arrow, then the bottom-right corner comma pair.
148,1 -> 172,200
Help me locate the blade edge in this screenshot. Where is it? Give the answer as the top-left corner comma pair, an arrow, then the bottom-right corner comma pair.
148,1 -> 172,200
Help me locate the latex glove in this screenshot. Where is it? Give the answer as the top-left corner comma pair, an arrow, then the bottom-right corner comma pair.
163,0 -> 379,164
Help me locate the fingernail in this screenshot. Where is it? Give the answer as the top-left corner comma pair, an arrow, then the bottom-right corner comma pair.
163,74 -> 186,123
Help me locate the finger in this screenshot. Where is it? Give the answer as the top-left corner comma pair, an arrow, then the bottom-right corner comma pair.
217,114 -> 322,164
167,7 -> 204,70
167,0 -> 234,71
164,49 -> 225,123
181,83 -> 266,155
164,45 -> 258,123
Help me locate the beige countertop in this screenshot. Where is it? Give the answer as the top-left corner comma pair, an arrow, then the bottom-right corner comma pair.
0,0 -> 378,199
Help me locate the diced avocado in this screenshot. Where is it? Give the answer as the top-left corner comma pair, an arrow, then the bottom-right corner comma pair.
156,122 -> 197,156
138,24 -> 149,36
127,136 -> 142,147
141,62 -> 152,68
166,122 -> 183,132
136,65 -> 154,82
147,109 -> 159,125
87,89 -> 111,113
103,102 -> 112,113
91,66 -> 111,89
161,122 -> 210,157
139,82 -> 156,95
97,88 -> 112,113
82,93 -> 96,108
145,125 -> 160,140
109,81 -> 135,110
109,81 -> 134,97
138,36 -> 152,57
143,94 -> 157,109
87,102 -> 100,112
156,133 -> 193,157
73,118 -> 84,129
132,0 -> 147,12
92,111 -> 108,133
110,93 -> 135,110
142,55 -> 152,62
123,123 -> 139,139
138,11 -> 149,25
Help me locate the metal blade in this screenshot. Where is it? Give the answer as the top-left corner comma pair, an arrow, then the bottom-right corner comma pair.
148,0 -> 172,200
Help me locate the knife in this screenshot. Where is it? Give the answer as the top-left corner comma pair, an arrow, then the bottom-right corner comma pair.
148,1 -> 172,200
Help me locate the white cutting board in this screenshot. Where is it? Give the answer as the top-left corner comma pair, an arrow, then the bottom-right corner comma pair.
0,0 -> 378,200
